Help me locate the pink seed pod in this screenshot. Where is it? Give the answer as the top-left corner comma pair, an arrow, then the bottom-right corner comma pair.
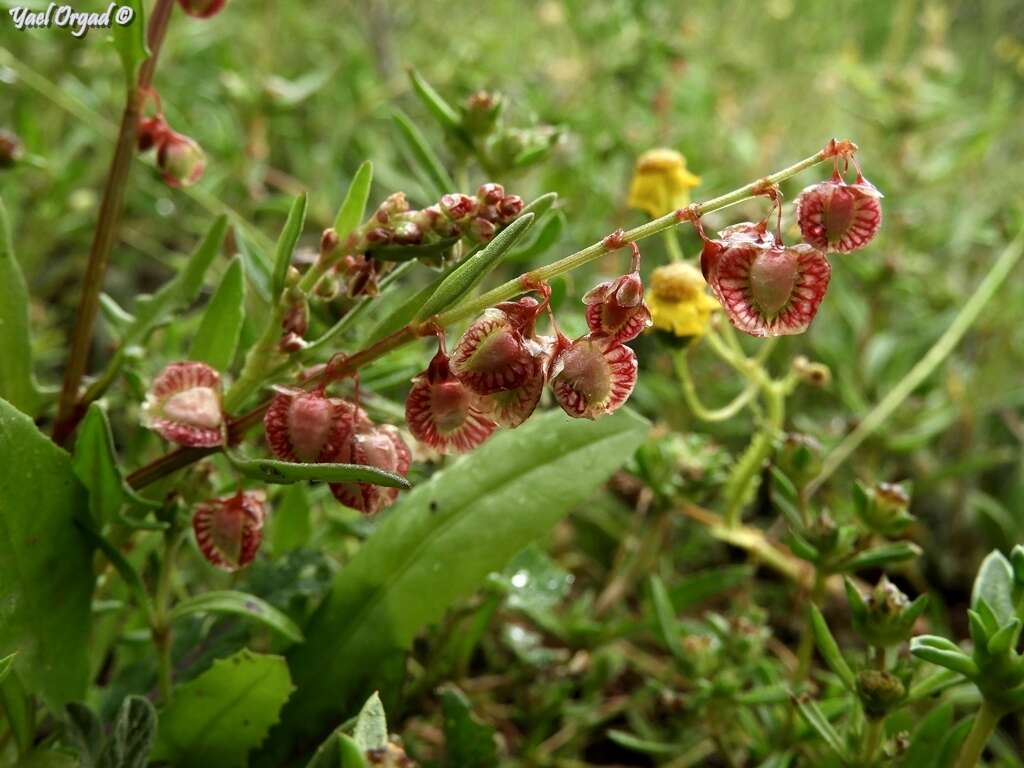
549,335 -> 638,420
795,172 -> 882,253
699,220 -> 776,285
406,348 -> 496,453
711,243 -> 831,337
264,387 -> 355,463
476,337 -> 550,428
583,271 -> 652,343
177,0 -> 226,17
142,361 -> 224,447
330,425 -> 411,515
496,195 -> 524,221
193,490 -> 266,571
450,299 -> 545,395
156,131 -> 206,188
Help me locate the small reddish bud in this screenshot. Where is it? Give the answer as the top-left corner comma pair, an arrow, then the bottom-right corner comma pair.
392,220 -> 423,245
365,227 -> 392,245
583,271 -> 652,343
795,173 -> 883,253
177,0 -> 226,17
550,336 -> 637,420
264,387 -> 356,463
156,131 -> 206,188
143,361 -> 224,446
278,332 -> 308,353
470,217 -> 497,243
321,228 -> 340,253
496,195 -> 524,220
450,300 -> 544,395
440,193 -> 477,222
711,243 -> 831,337
193,490 -> 265,572
330,424 -> 411,515
406,348 -> 496,453
477,183 -> 505,205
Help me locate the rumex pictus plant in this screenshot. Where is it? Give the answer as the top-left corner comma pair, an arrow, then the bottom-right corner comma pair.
2,3 -> 1024,766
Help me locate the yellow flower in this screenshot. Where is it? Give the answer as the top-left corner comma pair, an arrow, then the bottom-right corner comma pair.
627,148 -> 701,218
646,262 -> 719,338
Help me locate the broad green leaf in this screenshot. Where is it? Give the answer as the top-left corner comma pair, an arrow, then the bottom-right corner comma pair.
793,696 -> 846,760
72,403 -> 159,527
334,161 -> 374,237
0,398 -> 94,711
391,108 -> 455,199
272,193 -> 308,297
110,0 -> 147,85
1,673 -> 33,755
227,453 -> 410,488
0,653 -> 15,685
0,197 -> 45,415
98,696 -> 157,768
972,550 -> 1015,625
649,575 -> 684,663
498,544 -> 573,617
352,692 -> 387,752
809,605 -> 856,690
124,216 -> 228,347
190,257 -> 246,370
169,590 -> 304,643
408,69 -> 468,142
153,650 -> 294,767
273,407 -> 649,750
439,685 -> 498,768
269,483 -> 312,555
414,214 -> 534,321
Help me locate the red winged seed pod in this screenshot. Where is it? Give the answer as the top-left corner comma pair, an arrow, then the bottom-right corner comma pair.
476,335 -> 552,428
330,425 -> 411,515
583,243 -> 652,343
264,386 -> 355,463
450,297 -> 546,395
178,0 -> 227,18
795,170 -> 883,253
549,334 -> 638,420
193,490 -> 266,571
142,361 -> 224,447
406,345 -> 497,453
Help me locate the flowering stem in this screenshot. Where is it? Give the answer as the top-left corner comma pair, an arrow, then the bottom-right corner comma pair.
151,528 -> 181,704
126,143 -> 840,489
674,350 -> 758,422
52,0 -> 177,444
954,701 -> 1001,768
807,230 -> 1024,497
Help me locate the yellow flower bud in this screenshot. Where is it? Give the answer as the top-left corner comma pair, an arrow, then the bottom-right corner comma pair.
627,148 -> 701,218
645,262 -> 719,338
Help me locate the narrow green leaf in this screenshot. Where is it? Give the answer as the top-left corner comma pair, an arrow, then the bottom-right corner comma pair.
987,618 -> 1021,655
910,636 -> 978,678
227,453 -> 410,489
272,193 -> 308,297
669,565 -> 753,611
190,257 -> 246,370
606,729 -> 679,756
414,213 -> 534,321
169,590 -> 304,643
125,216 -> 228,347
972,550 -> 1016,625
72,403 -> 159,527
902,701 -> 954,768
439,685 -> 498,768
110,0 -> 147,85
907,669 -> 964,702
809,605 -> 856,690
0,673 -> 33,755
99,293 -> 136,337
339,734 -> 369,768
407,69 -> 466,139
152,650 -> 294,767
98,695 -> 157,768
76,522 -> 152,623
0,653 -> 15,685
65,702 -> 103,768
519,192 -> 558,220
0,398 -> 94,711
273,408 -> 650,751
334,161 -> 374,237
793,696 -> 847,761
839,541 -> 922,572
0,197 -> 45,415
734,684 -> 790,705
392,108 -> 455,199
352,692 -> 387,752
649,575 -> 684,663
236,228 -> 273,304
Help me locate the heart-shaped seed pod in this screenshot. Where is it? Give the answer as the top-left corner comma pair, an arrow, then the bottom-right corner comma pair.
406,349 -> 496,453
795,173 -> 882,253
193,490 -> 266,571
264,387 -> 355,463
549,335 -> 638,420
330,424 -> 411,515
699,220 -> 776,285
711,243 -> 831,337
142,361 -> 224,447
583,270 -> 652,343
450,299 -> 544,395
476,336 -> 551,428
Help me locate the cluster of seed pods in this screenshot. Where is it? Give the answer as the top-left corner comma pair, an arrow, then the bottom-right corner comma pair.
697,150 -> 882,337
405,231 -> 650,454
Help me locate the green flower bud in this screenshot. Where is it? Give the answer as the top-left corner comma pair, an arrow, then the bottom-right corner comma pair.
776,433 -> 822,488
806,512 -> 840,557
461,90 -> 505,137
857,669 -> 906,718
853,480 -> 915,536
846,576 -> 929,647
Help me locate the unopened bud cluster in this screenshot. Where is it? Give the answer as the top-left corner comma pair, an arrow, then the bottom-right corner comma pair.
137,110 -> 206,189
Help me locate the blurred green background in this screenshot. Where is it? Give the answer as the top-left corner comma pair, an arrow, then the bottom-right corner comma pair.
3,1 -> 1024,758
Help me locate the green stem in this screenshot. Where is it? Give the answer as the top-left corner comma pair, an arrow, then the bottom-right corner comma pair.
674,350 -> 757,422
152,530 -> 181,705
862,719 -> 884,765
794,569 -> 826,684
808,231 -> 1024,497
722,379 -> 785,528
954,701 -> 1001,768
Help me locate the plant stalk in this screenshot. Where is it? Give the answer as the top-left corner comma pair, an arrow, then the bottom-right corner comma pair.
954,701 -> 1001,768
